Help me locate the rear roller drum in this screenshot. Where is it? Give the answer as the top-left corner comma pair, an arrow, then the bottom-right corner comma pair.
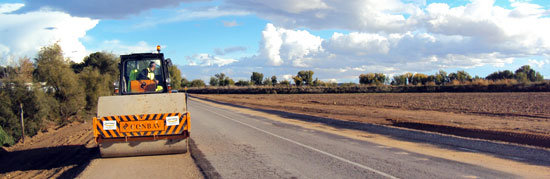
99,138 -> 188,158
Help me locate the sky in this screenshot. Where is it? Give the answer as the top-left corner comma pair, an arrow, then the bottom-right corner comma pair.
0,0 -> 549,82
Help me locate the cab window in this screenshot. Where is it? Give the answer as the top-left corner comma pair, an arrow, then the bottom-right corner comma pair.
122,59 -> 164,93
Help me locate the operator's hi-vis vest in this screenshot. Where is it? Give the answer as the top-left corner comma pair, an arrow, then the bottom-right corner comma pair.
147,68 -> 155,80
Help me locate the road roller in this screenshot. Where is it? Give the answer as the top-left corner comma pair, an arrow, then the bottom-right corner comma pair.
92,45 -> 190,157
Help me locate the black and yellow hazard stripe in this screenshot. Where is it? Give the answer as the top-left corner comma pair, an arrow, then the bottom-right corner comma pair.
93,112 -> 189,138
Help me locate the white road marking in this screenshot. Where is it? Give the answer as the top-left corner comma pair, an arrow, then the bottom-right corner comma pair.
196,102 -> 399,179
458,147 -> 479,153
377,145 -> 392,149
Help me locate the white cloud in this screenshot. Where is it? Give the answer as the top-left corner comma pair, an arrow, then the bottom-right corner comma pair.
186,53 -> 237,67
0,3 -> 24,13
259,23 -> 323,66
17,0 -> 208,19
134,6 -> 249,28
528,59 -> 549,68
282,74 -> 293,80
0,4 -> 98,65
422,0 -> 550,54
98,40 -> 155,54
325,32 -> 392,56
224,0 -> 421,32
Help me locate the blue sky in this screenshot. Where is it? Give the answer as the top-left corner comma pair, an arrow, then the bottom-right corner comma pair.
1,0 -> 549,82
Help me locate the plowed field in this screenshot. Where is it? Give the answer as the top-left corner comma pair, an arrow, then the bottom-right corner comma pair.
194,93 -> 550,138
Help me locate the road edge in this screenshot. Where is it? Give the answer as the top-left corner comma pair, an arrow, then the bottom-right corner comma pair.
189,138 -> 221,179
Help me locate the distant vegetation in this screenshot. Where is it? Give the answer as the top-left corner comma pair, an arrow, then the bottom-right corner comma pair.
187,65 -> 544,88
186,66 -> 547,94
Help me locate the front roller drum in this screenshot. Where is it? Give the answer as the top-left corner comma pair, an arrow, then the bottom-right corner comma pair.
99,138 -> 189,158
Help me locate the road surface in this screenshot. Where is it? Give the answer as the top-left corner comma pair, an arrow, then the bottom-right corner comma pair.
189,98 -> 550,179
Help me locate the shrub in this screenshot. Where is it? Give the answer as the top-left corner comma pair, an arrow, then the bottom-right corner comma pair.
235,80 -> 251,86
190,79 -> 206,87
471,79 -> 490,86
280,80 -> 291,86
0,125 -> 14,146
34,43 -> 85,123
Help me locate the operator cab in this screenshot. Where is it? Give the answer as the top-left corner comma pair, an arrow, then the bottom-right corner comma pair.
117,46 -> 173,95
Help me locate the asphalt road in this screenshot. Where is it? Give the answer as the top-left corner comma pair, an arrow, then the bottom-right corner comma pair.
189,99 -> 522,179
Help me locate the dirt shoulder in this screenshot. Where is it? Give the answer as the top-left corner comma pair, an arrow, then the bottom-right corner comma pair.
0,121 -> 203,179
0,121 -> 96,178
193,93 -> 550,147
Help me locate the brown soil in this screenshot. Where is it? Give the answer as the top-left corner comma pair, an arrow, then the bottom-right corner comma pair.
193,93 -> 550,143
0,121 -> 97,179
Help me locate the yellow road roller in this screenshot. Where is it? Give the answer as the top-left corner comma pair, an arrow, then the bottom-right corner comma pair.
93,46 -> 190,157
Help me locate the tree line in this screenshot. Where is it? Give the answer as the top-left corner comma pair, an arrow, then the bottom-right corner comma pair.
192,65 -> 544,88
383,66 -> 543,86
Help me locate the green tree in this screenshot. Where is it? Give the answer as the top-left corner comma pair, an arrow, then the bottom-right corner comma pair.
235,80 -> 251,86
412,73 -> 429,85
72,52 -> 120,111
375,73 -> 387,85
0,88 -> 17,145
486,70 -> 514,81
180,77 -> 190,88
271,76 -> 278,85
359,73 -> 385,85
209,77 -> 219,86
0,79 -> 49,142
434,70 -> 448,85
168,66 -> 183,90
312,78 -> 326,86
71,52 -> 119,76
403,72 -> 413,85
514,65 -> 544,82
226,78 -> 235,86
34,43 -> 85,122
359,73 -> 375,85
391,74 -> 407,85
297,70 -> 314,85
456,70 -> 472,82
72,52 -> 119,96
263,77 -> 273,86
214,73 -> 233,86
292,76 -> 303,86
79,68 -> 110,110
448,72 -> 458,82
515,72 -> 529,83
190,79 -> 205,87
280,80 -> 291,86
251,72 -> 264,85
